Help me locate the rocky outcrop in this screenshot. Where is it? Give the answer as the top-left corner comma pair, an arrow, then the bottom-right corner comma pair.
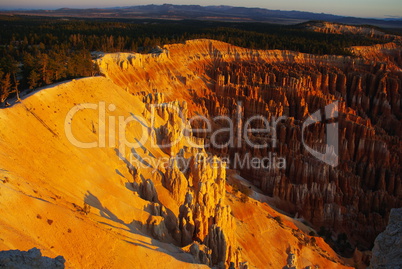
161,152 -> 239,267
127,96 -> 239,268
350,43 -> 402,70
283,248 -> 297,269
0,248 -> 65,269
370,208 -> 402,269
181,154 -> 238,267
304,21 -> 402,45
187,242 -> 212,266
143,93 -> 190,156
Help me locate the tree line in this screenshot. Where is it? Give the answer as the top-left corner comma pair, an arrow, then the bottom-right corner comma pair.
0,16 -> 387,105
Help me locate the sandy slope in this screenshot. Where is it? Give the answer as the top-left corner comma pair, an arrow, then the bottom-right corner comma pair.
0,77 -> 207,268
225,171 -> 351,269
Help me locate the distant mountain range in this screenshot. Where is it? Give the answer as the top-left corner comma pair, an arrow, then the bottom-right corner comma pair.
1,4 -> 402,28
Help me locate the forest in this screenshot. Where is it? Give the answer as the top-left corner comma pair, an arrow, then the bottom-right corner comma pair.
0,15 -> 388,105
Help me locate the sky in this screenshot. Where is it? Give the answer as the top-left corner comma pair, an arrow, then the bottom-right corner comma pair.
0,0 -> 401,18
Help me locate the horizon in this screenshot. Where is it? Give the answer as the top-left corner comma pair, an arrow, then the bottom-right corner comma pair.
0,1 -> 402,19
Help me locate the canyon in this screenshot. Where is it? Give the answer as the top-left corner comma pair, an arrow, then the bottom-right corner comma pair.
98,38 -> 402,251
0,34 -> 401,268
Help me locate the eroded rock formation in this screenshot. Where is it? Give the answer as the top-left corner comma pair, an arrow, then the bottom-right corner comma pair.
0,248 -> 65,269
126,95 -> 240,268
304,21 -> 402,45
370,208 -> 402,269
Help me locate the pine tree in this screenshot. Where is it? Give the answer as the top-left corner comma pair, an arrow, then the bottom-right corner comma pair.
0,73 -> 12,104
39,53 -> 51,85
12,73 -> 20,101
28,70 -> 40,89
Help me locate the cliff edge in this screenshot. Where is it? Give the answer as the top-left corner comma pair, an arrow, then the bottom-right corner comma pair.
370,208 -> 402,269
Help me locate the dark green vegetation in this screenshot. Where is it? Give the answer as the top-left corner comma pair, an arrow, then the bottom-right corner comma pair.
0,16 -> 387,105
